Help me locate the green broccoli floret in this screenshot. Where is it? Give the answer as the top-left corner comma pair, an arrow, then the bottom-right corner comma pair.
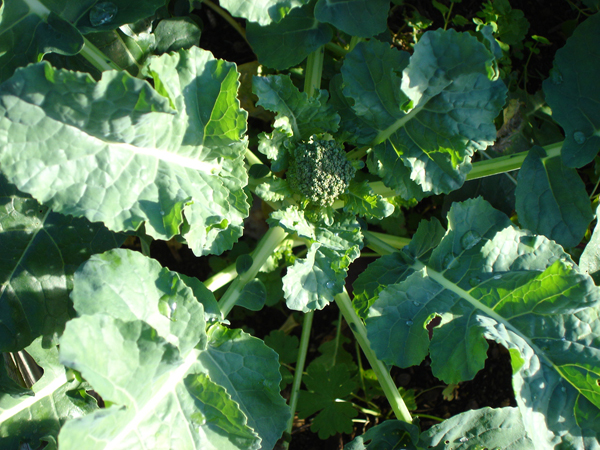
287,136 -> 356,207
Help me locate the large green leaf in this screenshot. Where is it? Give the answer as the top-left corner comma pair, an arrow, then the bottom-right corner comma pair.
57,249 -> 289,450
0,337 -> 98,448
314,0 -> 389,38
0,46 -> 249,256
246,4 -> 333,70
515,145 -> 593,248
362,198 -> 600,449
0,176 -> 122,352
341,32 -> 506,198
219,0 -> 309,25
543,13 -> 600,168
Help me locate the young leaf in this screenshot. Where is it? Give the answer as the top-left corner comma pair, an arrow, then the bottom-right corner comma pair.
363,198 -> 600,448
269,209 -> 362,311
296,364 -> 358,439
0,47 -> 250,257
253,74 -> 340,140
0,338 -> 98,447
314,0 -> 389,38
543,12 -> 600,168
246,4 -> 333,70
0,176 -> 122,352
342,179 -> 395,220
515,145 -> 593,248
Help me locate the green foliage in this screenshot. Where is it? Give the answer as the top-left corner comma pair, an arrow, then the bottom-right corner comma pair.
2,2 -> 600,449
287,137 -> 356,207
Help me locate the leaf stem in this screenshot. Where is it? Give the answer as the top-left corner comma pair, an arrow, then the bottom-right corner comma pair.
363,230 -> 401,255
282,310 -> 314,449
467,141 -> 562,180
335,289 -> 413,423
79,36 -> 122,72
304,46 -> 325,98
217,226 -> 288,317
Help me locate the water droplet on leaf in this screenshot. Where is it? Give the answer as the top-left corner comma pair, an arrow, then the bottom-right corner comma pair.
90,2 -> 118,27
573,131 -> 586,144
443,253 -> 456,268
326,280 -> 335,289
460,230 -> 481,250
469,277 -> 481,287
459,436 -> 468,443
561,336 -> 566,341
550,70 -> 563,85
493,274 -> 501,280
405,320 -> 413,326
413,301 -> 419,306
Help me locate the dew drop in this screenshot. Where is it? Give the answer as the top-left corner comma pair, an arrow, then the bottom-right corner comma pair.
459,436 -> 468,443
405,320 -> 413,326
442,253 -> 456,268
160,211 -> 165,216
561,336 -> 566,341
550,70 -> 563,85
469,277 -> 481,287
561,386 -> 566,392
413,301 -> 420,306
90,2 -> 118,27
460,230 -> 481,251
573,131 -> 587,144
493,274 -> 502,280
326,280 -> 335,289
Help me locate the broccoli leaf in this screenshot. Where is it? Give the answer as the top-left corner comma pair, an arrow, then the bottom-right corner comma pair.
580,204 -> 600,284
342,179 -> 395,220
270,209 -> 362,311
314,0 -> 389,38
341,32 -> 506,197
253,74 -> 340,140
543,12 -> 600,168
254,177 -> 295,203
0,47 -> 249,257
57,249 -> 289,450
219,0 -> 309,25
362,197 -> 600,449
246,4 -> 333,70
0,175 -> 123,352
345,419 -> 420,450
515,145 -> 593,248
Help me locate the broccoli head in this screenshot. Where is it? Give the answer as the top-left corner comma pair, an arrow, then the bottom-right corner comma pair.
287,137 -> 356,207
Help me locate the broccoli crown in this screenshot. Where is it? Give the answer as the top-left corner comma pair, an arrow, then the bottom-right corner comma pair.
287,137 -> 356,207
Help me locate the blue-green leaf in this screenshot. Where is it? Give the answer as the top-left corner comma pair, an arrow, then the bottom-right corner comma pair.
246,4 -> 333,70
314,0 -> 389,38
0,47 -> 249,256
515,145 -> 593,248
363,198 -> 600,448
543,13 -> 600,168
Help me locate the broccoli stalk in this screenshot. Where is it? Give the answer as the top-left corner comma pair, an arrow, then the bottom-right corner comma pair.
286,136 -> 356,207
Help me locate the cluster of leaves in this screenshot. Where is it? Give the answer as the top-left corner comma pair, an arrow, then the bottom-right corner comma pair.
1,0 -> 600,449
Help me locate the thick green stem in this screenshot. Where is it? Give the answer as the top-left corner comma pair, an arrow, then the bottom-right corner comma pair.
335,289 -> 413,423
217,226 -> 287,318
365,231 -> 411,252
282,311 -> 314,449
467,141 -> 562,180
304,47 -> 325,98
